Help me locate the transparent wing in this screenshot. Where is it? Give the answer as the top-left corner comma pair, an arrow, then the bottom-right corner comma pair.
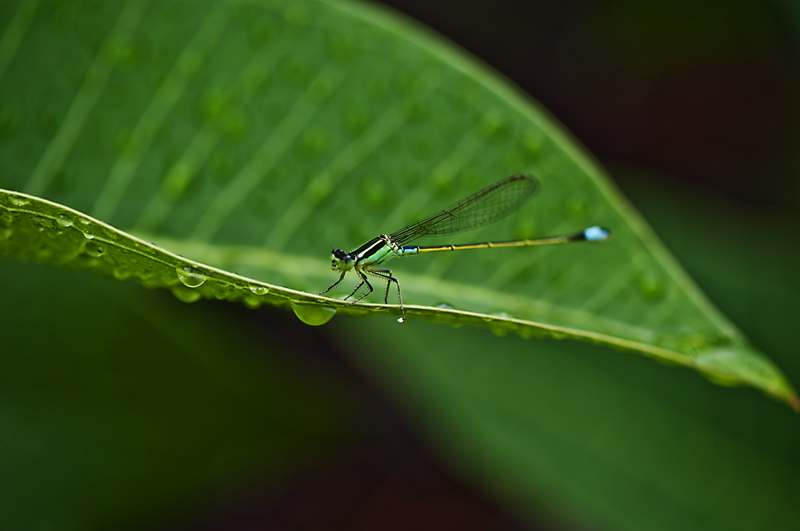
390,174 -> 539,246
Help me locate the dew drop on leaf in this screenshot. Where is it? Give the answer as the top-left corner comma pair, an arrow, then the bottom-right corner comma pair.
249,284 -> 268,295
243,295 -> 262,309
9,196 -> 29,207
113,266 -> 133,280
56,214 -> 73,228
176,265 -> 206,288
171,285 -> 202,303
85,241 -> 104,258
480,111 -> 506,139
291,301 -> 335,326
636,268 -> 669,303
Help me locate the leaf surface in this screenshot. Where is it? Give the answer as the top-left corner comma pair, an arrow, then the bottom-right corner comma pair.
0,0 -> 795,405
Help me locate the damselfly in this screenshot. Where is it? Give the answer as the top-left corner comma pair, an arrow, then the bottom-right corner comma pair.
321,174 -> 611,322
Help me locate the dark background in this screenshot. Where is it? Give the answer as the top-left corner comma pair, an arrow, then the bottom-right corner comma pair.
375,0 -> 800,209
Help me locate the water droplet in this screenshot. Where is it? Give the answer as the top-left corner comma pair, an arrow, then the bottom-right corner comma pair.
9,196 -> 29,207
79,218 -> 91,226
291,301 -> 335,326
249,284 -> 268,295
397,317 -> 405,323
490,324 -> 511,337
212,285 -> 231,300
113,266 -> 133,280
480,112 -> 507,139
56,214 -> 73,228
243,295 -> 262,309
488,311 -> 514,319
83,230 -> 94,239
518,327 -> 544,339
171,285 -> 202,303
85,241 -> 104,258
176,265 -> 206,288
435,302 -> 454,310
635,268 -> 668,302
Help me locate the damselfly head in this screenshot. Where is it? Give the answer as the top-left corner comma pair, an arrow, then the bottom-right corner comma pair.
330,249 -> 353,271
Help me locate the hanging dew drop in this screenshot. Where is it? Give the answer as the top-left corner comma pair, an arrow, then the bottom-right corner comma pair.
113,266 -> 132,280
176,265 -> 206,288
249,284 -> 268,295
9,196 -> 29,206
635,268 -> 668,302
291,301 -> 335,326
83,230 -> 94,239
243,295 -> 262,309
85,241 -> 104,258
56,214 -> 73,228
171,285 -> 202,303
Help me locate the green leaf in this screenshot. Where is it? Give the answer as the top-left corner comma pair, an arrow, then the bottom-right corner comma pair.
0,0 -> 795,406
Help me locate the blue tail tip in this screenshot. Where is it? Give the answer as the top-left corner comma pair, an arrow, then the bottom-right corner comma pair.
584,226 -> 611,241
